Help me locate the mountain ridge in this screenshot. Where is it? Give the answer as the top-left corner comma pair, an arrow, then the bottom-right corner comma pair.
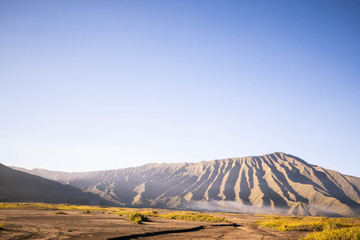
14,152 -> 317,174
9,152 -> 360,217
0,163 -> 109,205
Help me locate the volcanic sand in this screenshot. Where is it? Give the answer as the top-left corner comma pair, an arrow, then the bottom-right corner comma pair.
0,209 -> 308,240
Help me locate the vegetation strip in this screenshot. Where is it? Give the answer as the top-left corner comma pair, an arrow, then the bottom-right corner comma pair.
303,226 -> 360,240
255,216 -> 360,240
0,202 -> 231,223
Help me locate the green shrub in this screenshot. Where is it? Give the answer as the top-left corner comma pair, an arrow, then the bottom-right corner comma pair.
83,210 -> 90,214
134,218 -> 142,224
55,211 -> 67,215
127,212 -> 150,224
0,224 -> 4,231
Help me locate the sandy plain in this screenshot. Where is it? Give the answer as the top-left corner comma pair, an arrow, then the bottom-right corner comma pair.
0,208 -> 309,240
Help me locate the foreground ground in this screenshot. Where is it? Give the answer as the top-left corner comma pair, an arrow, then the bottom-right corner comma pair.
0,203 -> 349,240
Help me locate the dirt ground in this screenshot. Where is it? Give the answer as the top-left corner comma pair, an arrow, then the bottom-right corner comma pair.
0,209 -> 308,240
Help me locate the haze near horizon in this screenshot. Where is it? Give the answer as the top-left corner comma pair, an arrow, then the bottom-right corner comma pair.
1,0 -> 359,176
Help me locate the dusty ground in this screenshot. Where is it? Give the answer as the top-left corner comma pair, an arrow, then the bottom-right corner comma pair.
0,209 -> 308,240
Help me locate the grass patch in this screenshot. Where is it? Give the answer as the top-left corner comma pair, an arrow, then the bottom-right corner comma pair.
114,209 -> 229,223
0,202 -> 58,210
303,226 -> 360,240
255,216 -> 360,240
0,202 -> 130,213
158,212 -> 230,223
255,216 -> 360,232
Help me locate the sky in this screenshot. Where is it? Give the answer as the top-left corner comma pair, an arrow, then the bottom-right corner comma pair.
0,0 -> 359,176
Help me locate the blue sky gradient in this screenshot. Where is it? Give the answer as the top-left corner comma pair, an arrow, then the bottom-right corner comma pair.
1,0 -> 359,176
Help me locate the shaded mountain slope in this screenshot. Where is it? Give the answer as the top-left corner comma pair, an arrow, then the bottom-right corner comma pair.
0,163 -> 107,205
12,152 -> 360,217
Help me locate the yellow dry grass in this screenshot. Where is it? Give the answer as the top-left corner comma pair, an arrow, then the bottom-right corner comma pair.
255,215 -> 360,240
158,212 -> 229,223
0,202 -> 230,223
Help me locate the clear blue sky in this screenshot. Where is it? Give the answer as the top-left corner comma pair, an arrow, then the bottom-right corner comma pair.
1,0 -> 359,176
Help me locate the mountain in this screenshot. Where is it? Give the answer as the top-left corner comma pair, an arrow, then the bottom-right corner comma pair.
0,163 -> 108,205
11,152 -> 360,217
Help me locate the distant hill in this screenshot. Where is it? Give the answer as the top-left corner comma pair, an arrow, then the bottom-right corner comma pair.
0,163 -> 108,205
11,152 -> 360,217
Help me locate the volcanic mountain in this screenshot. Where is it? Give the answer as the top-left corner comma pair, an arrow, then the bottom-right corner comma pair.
0,163 -> 107,205
11,152 -> 360,217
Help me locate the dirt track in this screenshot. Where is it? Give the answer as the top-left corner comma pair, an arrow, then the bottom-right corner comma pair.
0,209 -> 307,239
